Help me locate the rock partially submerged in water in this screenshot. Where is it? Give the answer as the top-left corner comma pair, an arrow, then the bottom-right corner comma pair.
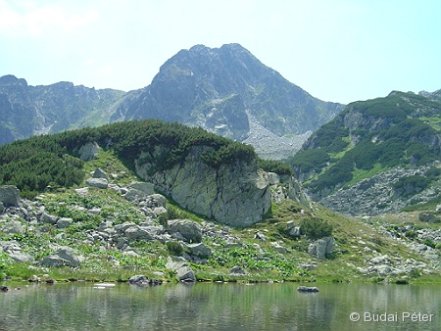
297,286 -> 319,293
128,275 -> 162,286
0,286 -> 8,292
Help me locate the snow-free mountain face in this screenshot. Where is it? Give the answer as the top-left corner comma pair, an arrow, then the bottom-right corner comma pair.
0,44 -> 343,158
292,90 -> 441,215
109,44 -> 343,159
0,75 -> 124,144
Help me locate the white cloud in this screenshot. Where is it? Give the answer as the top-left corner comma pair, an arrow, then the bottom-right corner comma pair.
0,0 -> 98,37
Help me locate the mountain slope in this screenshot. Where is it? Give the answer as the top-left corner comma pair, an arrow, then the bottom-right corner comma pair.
0,44 -> 342,158
0,75 -> 124,144
109,44 -> 343,158
1,120 -> 438,283
292,91 -> 441,215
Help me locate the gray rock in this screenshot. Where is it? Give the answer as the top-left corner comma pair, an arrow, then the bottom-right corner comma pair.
230,265 -> 246,275
134,146 -> 271,227
41,246 -> 83,267
308,237 -> 335,259
40,212 -> 58,224
0,201 -> 4,214
270,241 -> 288,254
124,226 -> 153,241
122,188 -> 147,202
114,222 -> 137,233
166,256 -> 187,271
57,217 -> 73,228
286,221 -> 301,238
176,266 -> 196,282
2,220 -> 25,234
168,219 -> 202,243
92,168 -> 108,179
145,194 -> 167,208
86,178 -> 108,189
153,206 -> 167,217
78,142 -> 100,161
128,182 -> 155,195
128,275 -> 148,285
0,185 -> 20,207
297,286 -> 319,293
8,251 -> 34,263
75,187 -> 89,196
186,243 -> 212,259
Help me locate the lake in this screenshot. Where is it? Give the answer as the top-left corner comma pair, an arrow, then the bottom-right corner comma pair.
0,282 -> 439,330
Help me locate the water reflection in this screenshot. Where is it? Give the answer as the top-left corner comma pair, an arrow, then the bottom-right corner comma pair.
0,283 -> 439,330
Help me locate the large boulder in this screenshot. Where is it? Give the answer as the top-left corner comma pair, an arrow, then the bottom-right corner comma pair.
41,246 -> 84,267
124,226 -> 154,241
185,243 -> 212,259
78,142 -> 100,161
8,251 -> 34,263
308,237 -> 335,259
0,185 -> 20,207
168,219 -> 202,243
135,146 -> 271,226
166,256 -> 196,282
86,178 -> 108,189
128,182 -> 155,195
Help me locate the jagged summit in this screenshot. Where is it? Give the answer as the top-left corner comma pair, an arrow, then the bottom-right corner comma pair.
110,43 -> 343,158
0,44 -> 343,158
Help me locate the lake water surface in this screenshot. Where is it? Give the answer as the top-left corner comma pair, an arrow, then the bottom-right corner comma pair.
0,282 -> 439,330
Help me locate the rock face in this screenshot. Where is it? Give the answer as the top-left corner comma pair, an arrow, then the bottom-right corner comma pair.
319,165 -> 440,216
0,76 -> 124,145
110,44 -> 342,159
294,90 -> 441,215
0,185 -> 20,207
135,146 -> 271,226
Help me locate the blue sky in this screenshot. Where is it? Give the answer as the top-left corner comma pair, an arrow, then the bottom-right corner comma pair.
1,0 -> 440,104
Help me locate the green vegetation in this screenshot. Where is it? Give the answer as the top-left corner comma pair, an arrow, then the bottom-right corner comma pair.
292,92 -> 441,193
257,159 -> 293,175
0,120 -> 257,197
290,149 -> 330,176
299,218 -> 333,239
393,175 -> 431,198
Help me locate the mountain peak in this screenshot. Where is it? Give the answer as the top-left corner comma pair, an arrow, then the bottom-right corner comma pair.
0,75 -> 28,87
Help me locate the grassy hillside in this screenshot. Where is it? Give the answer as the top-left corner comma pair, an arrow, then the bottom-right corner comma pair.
1,149 -> 437,284
0,120 -> 263,198
291,91 -> 441,194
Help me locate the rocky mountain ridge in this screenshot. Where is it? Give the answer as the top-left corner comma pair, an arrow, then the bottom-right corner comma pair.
0,44 -> 343,159
292,91 -> 441,216
0,75 -> 124,144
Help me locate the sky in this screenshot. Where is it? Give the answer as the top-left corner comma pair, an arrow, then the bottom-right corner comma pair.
0,0 -> 440,104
